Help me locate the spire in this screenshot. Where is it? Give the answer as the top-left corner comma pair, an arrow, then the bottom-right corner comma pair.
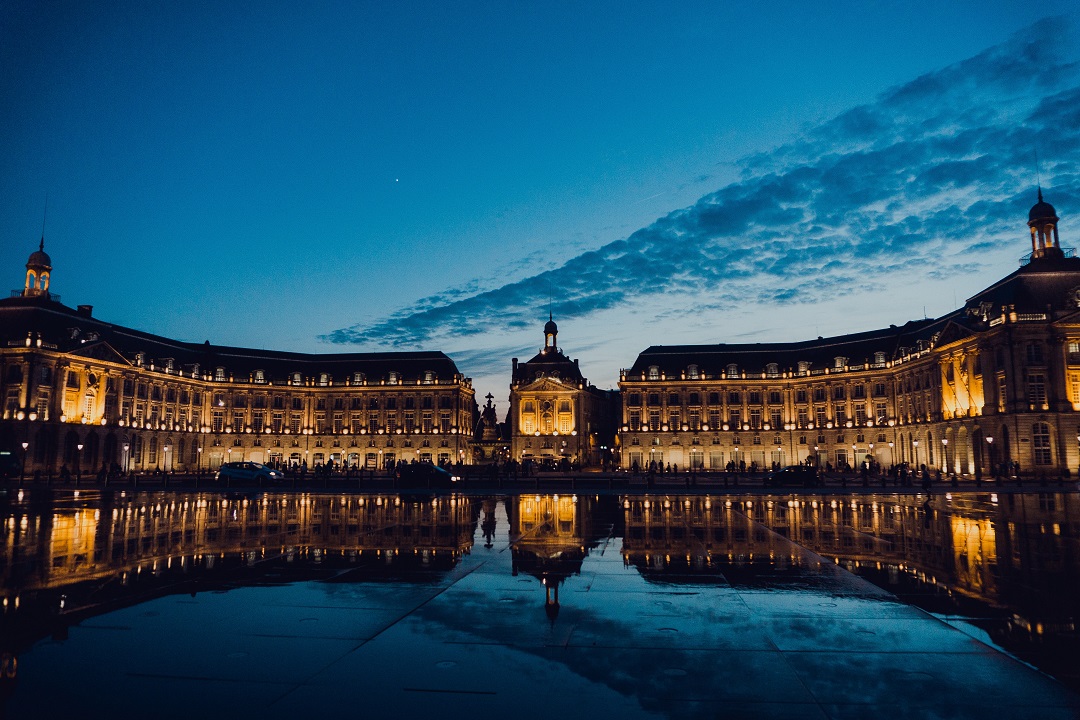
40,193 -> 47,252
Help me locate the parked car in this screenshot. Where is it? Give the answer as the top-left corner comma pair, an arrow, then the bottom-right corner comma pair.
395,463 -> 460,488
215,461 -> 285,485
764,465 -> 821,488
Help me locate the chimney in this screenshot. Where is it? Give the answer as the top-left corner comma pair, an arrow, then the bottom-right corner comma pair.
77,305 -> 93,317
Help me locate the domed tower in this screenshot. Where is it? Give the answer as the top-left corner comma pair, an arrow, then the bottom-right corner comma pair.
543,313 -> 558,354
1028,188 -> 1062,261
23,237 -> 52,298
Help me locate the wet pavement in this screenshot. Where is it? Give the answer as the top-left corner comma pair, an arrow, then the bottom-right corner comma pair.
2,489 -> 1079,719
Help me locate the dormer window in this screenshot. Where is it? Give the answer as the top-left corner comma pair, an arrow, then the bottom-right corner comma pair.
164,358 -> 174,372
647,365 -> 660,381
873,351 -> 887,365
192,363 -> 200,377
353,372 -> 365,384
318,373 -> 330,386
834,357 -> 846,370
388,371 -> 399,385
422,370 -> 434,384
290,372 -> 302,386
214,366 -> 225,381
765,363 -> 780,378
687,364 -> 699,380
797,361 -> 810,375
254,369 -> 265,384
726,364 -> 739,379
136,352 -> 146,367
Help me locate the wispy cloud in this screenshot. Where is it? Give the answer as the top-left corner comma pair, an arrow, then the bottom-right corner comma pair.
324,18 -> 1080,350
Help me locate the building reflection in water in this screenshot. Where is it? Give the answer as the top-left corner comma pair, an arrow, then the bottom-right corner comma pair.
1,489 -> 1078,690
0,490 -> 477,669
619,491 -> 1080,688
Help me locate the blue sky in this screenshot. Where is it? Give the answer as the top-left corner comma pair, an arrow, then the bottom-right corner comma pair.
2,2 -> 1078,411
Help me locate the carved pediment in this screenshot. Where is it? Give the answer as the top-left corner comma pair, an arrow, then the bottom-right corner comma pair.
518,377 -> 572,393
67,340 -> 132,366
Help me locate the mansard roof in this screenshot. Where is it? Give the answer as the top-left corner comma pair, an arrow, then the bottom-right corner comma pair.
962,253 -> 1080,318
627,317 -> 949,378
0,296 -> 463,383
513,348 -> 585,384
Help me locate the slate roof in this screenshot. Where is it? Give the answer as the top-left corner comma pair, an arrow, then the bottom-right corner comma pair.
0,296 -> 463,383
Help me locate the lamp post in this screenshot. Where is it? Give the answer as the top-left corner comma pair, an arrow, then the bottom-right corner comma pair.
123,442 -> 130,476
942,438 -> 949,472
913,439 -> 919,470
20,441 -> 28,483
76,443 -> 83,484
164,445 -> 171,473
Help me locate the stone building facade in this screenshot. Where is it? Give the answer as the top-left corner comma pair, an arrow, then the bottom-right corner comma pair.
617,193 -> 1080,478
0,248 -> 475,476
508,316 -> 619,467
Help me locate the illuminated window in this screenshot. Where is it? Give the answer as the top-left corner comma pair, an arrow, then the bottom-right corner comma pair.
726,364 -> 739,379
254,369 -> 265,383
765,363 -> 779,378
648,365 -> 660,380
215,367 -> 225,381
687,364 -> 699,379
318,373 -> 330,386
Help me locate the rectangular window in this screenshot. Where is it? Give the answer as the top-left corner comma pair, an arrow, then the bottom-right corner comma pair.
291,413 -> 302,434
749,408 -> 762,429
1027,373 -> 1047,408
629,410 -> 641,431
997,374 -> 1007,413
404,411 -> 415,433
272,412 -> 284,433
770,409 -> 782,428
386,412 -> 398,433
439,412 -> 451,432
796,389 -> 807,403
797,408 -> 808,428
252,412 -> 264,433
707,409 -> 720,430
232,412 -> 244,433
875,402 -> 888,425
854,404 -> 867,425
728,409 -> 741,428
212,410 -> 224,433
1033,423 -> 1052,465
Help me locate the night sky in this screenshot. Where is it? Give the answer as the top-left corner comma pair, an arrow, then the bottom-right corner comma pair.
2,2 -> 1079,411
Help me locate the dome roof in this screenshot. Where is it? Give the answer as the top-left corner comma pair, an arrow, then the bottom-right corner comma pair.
27,247 -> 51,269
544,317 -> 558,335
1029,189 -> 1058,222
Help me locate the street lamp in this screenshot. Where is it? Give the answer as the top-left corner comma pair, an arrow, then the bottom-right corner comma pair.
986,436 -> 994,478
197,446 -> 203,476
164,445 -> 171,473
20,441 -> 28,483
123,442 -> 130,475
913,439 -> 919,469
942,438 -> 949,472
76,443 -> 83,483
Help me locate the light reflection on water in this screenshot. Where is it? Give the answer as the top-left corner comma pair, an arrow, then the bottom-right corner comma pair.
2,488 -> 1079,712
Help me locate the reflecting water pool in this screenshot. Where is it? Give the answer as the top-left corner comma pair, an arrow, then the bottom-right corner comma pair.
2,488 -> 1079,719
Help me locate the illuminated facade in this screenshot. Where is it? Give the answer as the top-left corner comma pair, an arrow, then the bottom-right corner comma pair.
0,250 -> 475,475
508,316 -> 619,466
618,194 -> 1080,478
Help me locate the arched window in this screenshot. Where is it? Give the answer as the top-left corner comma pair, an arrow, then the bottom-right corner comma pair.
687,364 -> 699,380
726,364 -> 739,379
647,365 -> 660,381
765,363 -> 780,378
834,356 -> 847,370
874,352 -> 887,365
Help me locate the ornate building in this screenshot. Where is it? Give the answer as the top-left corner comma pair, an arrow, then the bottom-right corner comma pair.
0,247 -> 476,476
618,193 -> 1080,478
508,316 -> 619,467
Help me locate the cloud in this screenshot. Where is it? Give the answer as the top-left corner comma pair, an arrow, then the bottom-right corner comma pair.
324,18 -> 1080,350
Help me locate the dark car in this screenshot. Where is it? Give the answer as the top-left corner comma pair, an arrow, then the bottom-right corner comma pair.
764,465 -> 821,488
395,463 -> 460,488
215,461 -> 285,485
